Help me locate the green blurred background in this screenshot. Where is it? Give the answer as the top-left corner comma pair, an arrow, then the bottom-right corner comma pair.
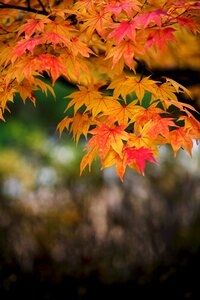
0,78 -> 200,300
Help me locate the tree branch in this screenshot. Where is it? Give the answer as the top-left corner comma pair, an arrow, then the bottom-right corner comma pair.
37,0 -> 48,14
0,1 -> 48,16
26,0 -> 30,9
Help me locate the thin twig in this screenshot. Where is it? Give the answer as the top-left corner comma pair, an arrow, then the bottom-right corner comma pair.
0,1 -> 48,16
26,0 -> 30,9
37,0 -> 48,14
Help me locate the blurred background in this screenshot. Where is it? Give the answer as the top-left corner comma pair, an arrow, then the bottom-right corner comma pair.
0,32 -> 200,299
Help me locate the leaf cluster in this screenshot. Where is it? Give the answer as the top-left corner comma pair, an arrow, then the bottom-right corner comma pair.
0,0 -> 200,180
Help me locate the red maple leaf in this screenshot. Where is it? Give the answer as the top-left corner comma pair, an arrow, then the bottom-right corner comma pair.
107,20 -> 136,44
18,17 -> 50,37
125,146 -> 157,175
104,0 -> 141,18
9,37 -> 42,62
146,28 -> 175,49
134,9 -> 169,28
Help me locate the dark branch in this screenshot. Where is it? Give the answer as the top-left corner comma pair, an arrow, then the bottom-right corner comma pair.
37,0 -> 48,14
26,0 -> 30,9
0,1 -> 48,16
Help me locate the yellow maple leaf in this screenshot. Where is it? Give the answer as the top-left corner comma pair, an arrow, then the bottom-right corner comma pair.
108,75 -> 157,102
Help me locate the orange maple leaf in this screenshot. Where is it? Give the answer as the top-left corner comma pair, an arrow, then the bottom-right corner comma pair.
80,10 -> 111,38
152,82 -> 178,104
105,39 -> 144,69
102,149 -> 127,181
80,145 -> 98,175
87,95 -> 113,118
16,79 -> 37,104
167,127 -> 194,156
164,77 -> 192,98
130,102 -> 164,125
65,85 -> 103,114
87,120 -> 128,162
127,123 -> 161,156
60,49 -> 92,83
45,19 -> 74,39
143,116 -> 176,140
103,98 -> 138,125
108,75 -> 157,102
57,112 -> 93,143
70,37 -> 94,57
178,115 -> 200,141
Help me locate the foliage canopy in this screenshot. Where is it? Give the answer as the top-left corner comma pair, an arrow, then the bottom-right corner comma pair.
0,0 -> 200,180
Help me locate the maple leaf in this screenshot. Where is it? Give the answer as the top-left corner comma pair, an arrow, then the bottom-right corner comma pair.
167,127 -> 194,156
102,142 -> 158,181
80,145 -> 98,174
107,21 -> 136,44
146,28 -> 176,49
56,116 -> 73,136
33,78 -> 55,97
125,146 -> 157,175
34,54 -> 68,85
9,37 -> 42,62
57,113 -> 93,143
164,99 -> 199,115
70,37 -> 94,57
105,39 -> 144,69
178,115 -> 200,141
60,49 -> 92,83
128,128 -> 150,146
164,77 -> 192,98
171,1 -> 200,10
144,116 -> 176,140
87,120 -> 128,162
45,19 -> 74,39
65,85 -> 103,114
127,122 -> 162,157
102,149 -> 127,181
16,79 -> 37,104
73,0 -> 96,13
130,102 -> 164,125
152,82 -> 178,107
176,16 -> 198,32
103,98 -> 138,125
42,32 -> 71,48
134,9 -> 169,29
87,95 -> 113,118
80,10 -> 111,38
104,0 -> 141,18
108,75 -> 157,102
18,17 -> 50,37
0,86 -> 16,110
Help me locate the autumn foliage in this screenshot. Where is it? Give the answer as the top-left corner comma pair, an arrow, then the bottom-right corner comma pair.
0,0 -> 200,180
